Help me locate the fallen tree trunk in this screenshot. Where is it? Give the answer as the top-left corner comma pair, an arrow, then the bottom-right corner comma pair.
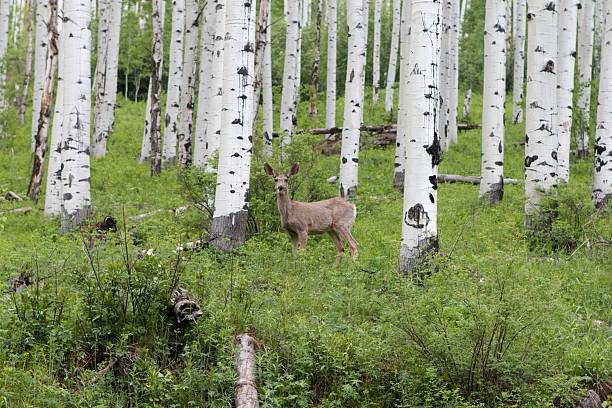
0,207 -> 33,215
437,174 -> 520,185
4,191 -> 23,201
129,205 -> 188,222
235,334 -> 259,408
304,123 -> 479,135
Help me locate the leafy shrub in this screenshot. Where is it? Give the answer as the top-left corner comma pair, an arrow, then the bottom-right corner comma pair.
526,186 -> 608,253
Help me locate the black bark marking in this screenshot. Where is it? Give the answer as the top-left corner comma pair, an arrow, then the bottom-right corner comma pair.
429,175 -> 438,190
525,155 -> 538,167
405,204 -> 430,229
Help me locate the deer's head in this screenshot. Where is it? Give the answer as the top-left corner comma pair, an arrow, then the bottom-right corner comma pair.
264,163 -> 299,194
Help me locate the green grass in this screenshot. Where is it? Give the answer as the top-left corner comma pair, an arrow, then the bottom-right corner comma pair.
0,91 -> 610,407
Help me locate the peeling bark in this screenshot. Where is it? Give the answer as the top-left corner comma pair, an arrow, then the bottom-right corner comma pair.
30,0 -> 48,150
149,0 -> 164,176
309,0 -> 322,116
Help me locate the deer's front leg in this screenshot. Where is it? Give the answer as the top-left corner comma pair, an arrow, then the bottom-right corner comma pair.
297,231 -> 309,252
288,232 -> 298,261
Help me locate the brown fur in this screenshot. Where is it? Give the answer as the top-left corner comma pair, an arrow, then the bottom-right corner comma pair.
264,163 -> 358,264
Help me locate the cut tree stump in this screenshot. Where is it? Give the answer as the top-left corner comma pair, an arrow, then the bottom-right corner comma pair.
235,333 -> 259,408
437,174 -> 520,185
171,287 -> 203,324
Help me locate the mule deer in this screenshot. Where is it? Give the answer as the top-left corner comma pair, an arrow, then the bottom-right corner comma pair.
264,163 -> 358,263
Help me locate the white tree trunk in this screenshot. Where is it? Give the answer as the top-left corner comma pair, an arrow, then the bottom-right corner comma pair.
524,0 -> 558,228
459,0 -> 470,29
150,0 -> 164,175
372,0 -> 382,102
338,0 -> 366,198
162,0 -> 185,165
438,0 -> 450,151
31,0 -> 48,150
462,87 -> 472,119
60,0 -> 92,232
280,0 -> 301,146
0,0 -> 9,110
325,0 -> 337,128
479,0 -> 507,203
399,0 -> 441,276
448,0 -> 459,145
194,0 -> 214,167
262,0 -> 273,157
511,0 -> 525,123
194,0 -> 225,171
210,0 -> 256,250
592,0 -> 612,208
359,0 -> 369,124
576,0 -> 596,158
177,0 -> 199,166
44,8 -> 66,216
92,0 -> 122,158
384,0 -> 400,113
140,0 -> 165,163
18,0 -> 34,124
556,0 -> 579,183
393,0 -> 411,190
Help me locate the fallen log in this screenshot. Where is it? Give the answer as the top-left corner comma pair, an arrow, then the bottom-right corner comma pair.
0,207 -> 32,215
235,334 -> 259,408
171,287 -> 203,324
129,205 -> 189,222
437,174 -> 520,185
91,357 -> 118,384
176,238 -> 208,252
575,390 -> 602,408
4,191 -> 23,201
304,123 -> 479,135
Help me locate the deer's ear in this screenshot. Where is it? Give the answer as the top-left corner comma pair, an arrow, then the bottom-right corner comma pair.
264,163 -> 275,176
288,163 -> 299,177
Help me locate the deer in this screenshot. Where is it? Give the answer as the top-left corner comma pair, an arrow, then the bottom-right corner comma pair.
264,163 -> 358,264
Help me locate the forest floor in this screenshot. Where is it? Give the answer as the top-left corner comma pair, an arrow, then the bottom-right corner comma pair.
0,93 -> 610,407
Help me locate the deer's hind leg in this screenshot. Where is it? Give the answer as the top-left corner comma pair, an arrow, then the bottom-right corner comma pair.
328,230 -> 345,265
337,226 -> 358,260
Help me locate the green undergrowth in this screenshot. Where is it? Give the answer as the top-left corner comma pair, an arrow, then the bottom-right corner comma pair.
0,91 -> 610,407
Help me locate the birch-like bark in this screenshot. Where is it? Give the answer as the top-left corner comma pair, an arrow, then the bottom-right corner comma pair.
209,0 -> 256,250
27,0 -> 58,202
338,0 -> 366,199
511,0 -> 525,123
194,0 -> 224,170
280,0 -> 301,146
150,0 -> 164,176
0,0 -> 8,110
92,0 -> 122,158
592,0 -> 612,208
359,0 -> 369,124
60,0 -> 92,232
459,0 -> 469,28
448,0 -> 459,145
479,0 -> 506,203
262,0 -> 273,156
524,0 -> 558,229
30,0 -> 48,149
162,0 -> 185,165
438,0 -> 450,151
251,0 -> 269,121
462,87 -> 472,119
384,0 -> 400,113
557,0 -> 579,183
177,0 -> 199,166
393,0 -> 411,190
325,0 -> 337,128
399,0 -> 441,276
18,0 -> 34,124
372,0 -> 382,102
576,0 -> 595,158
309,0 -> 322,116
140,0 -> 165,163
194,0 -> 213,167
44,11 -> 66,216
